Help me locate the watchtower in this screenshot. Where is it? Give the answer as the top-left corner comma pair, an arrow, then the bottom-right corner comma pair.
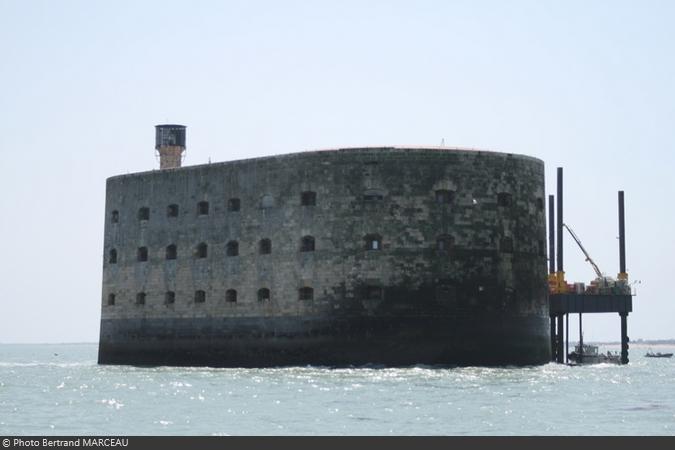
155,124 -> 186,169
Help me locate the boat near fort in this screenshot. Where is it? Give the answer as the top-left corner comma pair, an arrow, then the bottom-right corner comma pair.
567,344 -> 620,365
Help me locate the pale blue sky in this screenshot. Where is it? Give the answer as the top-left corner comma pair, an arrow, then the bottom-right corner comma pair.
1,0 -> 674,342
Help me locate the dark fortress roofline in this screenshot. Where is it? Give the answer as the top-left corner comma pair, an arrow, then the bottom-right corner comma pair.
109,146 -> 544,181
99,129 -> 550,367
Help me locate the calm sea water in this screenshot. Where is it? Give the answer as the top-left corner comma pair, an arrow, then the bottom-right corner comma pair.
1,343 -> 674,435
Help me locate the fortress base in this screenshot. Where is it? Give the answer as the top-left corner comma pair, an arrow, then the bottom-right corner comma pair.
99,313 -> 550,367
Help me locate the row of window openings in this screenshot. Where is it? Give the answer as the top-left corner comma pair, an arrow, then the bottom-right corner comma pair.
429,191 -> 542,209
111,192 -> 542,224
108,235 -> 388,263
111,192 -> 318,224
106,236 -> 544,263
435,192 -> 540,208
108,236 -> 541,263
107,287 -> 315,306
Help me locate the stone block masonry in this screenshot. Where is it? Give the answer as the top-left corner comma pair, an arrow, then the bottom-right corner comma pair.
99,147 -> 550,367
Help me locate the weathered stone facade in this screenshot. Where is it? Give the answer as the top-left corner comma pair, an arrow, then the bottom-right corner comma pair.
99,147 -> 550,366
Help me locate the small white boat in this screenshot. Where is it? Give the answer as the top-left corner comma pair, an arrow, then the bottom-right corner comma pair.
568,344 -> 620,365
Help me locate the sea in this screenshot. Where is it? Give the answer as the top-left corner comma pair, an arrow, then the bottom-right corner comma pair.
1,343 -> 674,436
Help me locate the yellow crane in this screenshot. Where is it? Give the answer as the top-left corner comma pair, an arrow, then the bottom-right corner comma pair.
562,223 -> 631,295
562,223 -> 603,280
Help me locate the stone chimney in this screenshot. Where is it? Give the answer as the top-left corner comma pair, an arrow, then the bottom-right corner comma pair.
155,124 -> 186,169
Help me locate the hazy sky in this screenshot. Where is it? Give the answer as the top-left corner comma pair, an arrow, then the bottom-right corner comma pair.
1,0 -> 674,343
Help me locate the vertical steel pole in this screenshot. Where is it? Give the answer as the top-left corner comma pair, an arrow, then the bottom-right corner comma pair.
548,195 -> 555,274
620,312 -> 629,364
556,168 -> 564,273
556,315 -> 564,363
550,316 -> 557,362
618,191 -> 626,276
566,313 -> 569,364
579,313 -> 583,363
548,194 -> 557,362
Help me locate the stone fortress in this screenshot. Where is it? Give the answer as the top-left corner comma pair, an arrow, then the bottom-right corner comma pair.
98,125 -> 551,367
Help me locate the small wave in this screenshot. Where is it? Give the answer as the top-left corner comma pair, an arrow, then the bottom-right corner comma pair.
412,364 -> 460,370
622,403 -> 666,412
352,416 -> 376,422
99,398 -> 125,410
154,420 -> 173,426
0,361 -> 94,368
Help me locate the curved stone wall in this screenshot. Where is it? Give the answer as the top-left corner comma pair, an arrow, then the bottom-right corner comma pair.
99,147 -> 550,366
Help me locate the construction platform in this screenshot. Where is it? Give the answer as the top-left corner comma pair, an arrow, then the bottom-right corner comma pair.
547,168 -> 633,365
